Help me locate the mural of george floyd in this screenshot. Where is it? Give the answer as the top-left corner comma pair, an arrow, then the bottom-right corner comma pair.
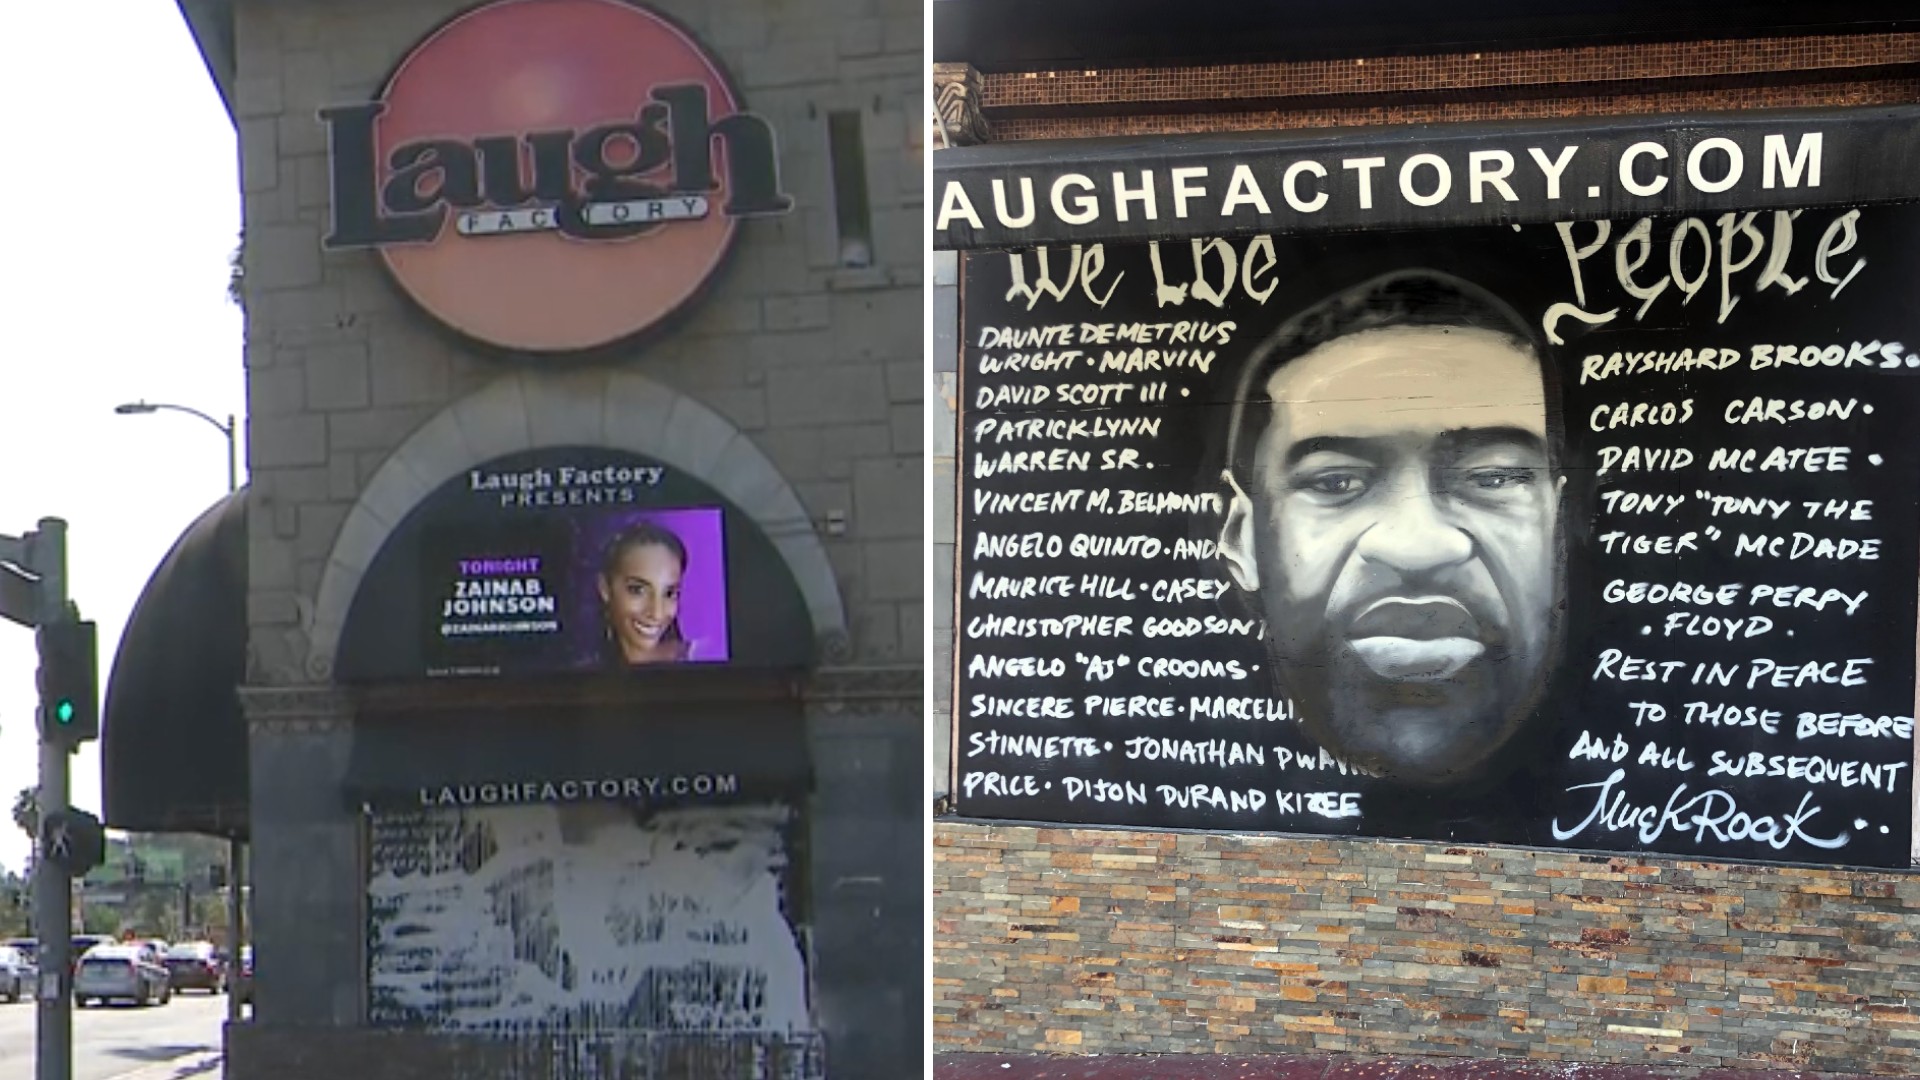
954,203 -> 1920,868
933,18 -> 1920,1077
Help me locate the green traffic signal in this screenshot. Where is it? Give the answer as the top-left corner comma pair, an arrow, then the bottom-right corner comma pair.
35,620 -> 98,740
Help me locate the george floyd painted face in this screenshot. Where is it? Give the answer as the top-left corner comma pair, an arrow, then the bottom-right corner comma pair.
1219,322 -> 1564,787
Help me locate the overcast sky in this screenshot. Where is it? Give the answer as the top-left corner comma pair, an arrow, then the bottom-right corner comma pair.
0,2 -> 243,873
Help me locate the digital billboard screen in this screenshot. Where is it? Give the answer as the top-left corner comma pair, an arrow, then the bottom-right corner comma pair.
337,448 -> 814,682
427,504 -> 730,676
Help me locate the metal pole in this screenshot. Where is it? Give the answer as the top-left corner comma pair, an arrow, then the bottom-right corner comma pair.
222,430 -> 244,1024
224,416 -> 238,497
32,517 -> 70,1080
35,736 -> 70,1080
226,841 -> 242,1020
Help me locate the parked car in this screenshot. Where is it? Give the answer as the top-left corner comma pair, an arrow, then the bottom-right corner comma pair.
162,941 -> 226,994
0,945 -> 33,1003
1,938 -> 35,966
69,935 -> 111,973
74,945 -> 171,1007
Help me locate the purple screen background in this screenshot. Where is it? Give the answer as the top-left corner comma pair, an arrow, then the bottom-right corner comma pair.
573,506 -> 731,664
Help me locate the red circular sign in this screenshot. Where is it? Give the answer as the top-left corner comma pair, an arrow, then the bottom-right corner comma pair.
358,0 -> 764,352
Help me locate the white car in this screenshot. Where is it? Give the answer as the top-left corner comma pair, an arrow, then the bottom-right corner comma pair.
0,946 -> 31,1003
74,945 -> 171,1007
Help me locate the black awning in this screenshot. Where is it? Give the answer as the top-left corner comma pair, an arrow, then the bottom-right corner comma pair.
101,489 -> 249,839
935,0 -> 1920,69
935,106 -> 1920,250
343,704 -> 813,812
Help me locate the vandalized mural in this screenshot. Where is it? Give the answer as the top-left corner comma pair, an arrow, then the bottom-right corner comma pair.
954,205 -> 1920,867
367,803 -> 817,1045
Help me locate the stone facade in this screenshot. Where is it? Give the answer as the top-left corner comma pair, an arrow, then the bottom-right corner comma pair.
228,0 -> 923,1076
932,21 -> 1920,1077
935,826 -> 1920,1072
967,32 -> 1920,140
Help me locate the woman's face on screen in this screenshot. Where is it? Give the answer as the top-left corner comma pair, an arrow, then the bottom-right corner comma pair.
601,542 -> 684,661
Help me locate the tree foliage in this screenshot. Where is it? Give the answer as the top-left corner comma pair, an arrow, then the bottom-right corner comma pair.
11,786 -> 36,852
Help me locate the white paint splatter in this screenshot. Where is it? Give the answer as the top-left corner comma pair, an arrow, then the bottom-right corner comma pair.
367,804 -> 810,1037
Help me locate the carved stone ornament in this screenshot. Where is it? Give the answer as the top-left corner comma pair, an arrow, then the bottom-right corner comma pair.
934,62 -> 990,147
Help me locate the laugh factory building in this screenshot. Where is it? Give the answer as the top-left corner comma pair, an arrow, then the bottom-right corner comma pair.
104,0 -> 923,1076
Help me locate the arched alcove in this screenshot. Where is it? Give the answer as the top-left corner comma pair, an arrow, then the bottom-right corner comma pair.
307,369 -> 846,681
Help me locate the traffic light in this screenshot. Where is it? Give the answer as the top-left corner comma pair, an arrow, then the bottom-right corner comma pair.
36,620 -> 98,741
40,809 -> 104,875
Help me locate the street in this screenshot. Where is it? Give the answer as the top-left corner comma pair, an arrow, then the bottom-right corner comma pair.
0,993 -> 226,1080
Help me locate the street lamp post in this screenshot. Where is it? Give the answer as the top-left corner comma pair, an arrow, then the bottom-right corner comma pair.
112,400 -> 245,1025
112,402 -> 237,495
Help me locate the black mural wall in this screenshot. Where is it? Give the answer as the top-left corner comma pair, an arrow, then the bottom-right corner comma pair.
954,204 -> 1920,868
